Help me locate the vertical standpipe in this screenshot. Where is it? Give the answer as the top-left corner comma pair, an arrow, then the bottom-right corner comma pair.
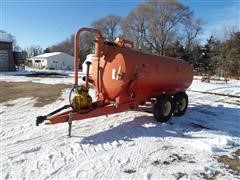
73,27 -> 103,86
86,61 -> 91,90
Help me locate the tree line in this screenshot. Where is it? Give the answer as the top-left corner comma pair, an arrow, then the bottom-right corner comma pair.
17,0 -> 240,77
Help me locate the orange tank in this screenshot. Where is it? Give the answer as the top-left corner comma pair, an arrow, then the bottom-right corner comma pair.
92,43 -> 193,103
36,27 -> 194,131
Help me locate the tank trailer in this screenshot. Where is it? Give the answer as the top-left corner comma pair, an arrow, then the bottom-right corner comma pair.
36,27 -> 193,136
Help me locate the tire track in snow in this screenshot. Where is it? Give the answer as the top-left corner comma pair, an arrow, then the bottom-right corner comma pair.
46,117 -> 166,179
2,110 -> 141,179
44,114 -> 148,179
188,89 -> 240,98
47,141 -> 139,179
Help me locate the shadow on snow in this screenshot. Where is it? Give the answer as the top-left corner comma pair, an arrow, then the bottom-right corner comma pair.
80,104 -> 240,145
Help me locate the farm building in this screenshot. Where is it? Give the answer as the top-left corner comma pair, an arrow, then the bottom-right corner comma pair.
30,52 -> 74,70
0,32 -> 15,71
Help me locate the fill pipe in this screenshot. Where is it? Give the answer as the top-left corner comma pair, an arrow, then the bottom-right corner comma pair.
74,27 -> 102,86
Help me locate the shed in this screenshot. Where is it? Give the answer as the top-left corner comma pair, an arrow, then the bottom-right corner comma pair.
0,32 -> 15,71
30,52 -> 74,70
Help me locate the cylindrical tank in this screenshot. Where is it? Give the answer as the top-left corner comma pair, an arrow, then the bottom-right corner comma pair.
92,44 -> 193,101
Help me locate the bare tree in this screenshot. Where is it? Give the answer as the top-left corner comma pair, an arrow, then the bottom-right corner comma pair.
184,18 -> 202,52
220,24 -> 239,41
91,14 -> 121,41
25,45 -> 43,57
121,0 -> 197,55
49,35 -> 74,56
145,0 -> 193,55
48,33 -> 94,64
121,4 -> 148,50
182,18 -> 203,64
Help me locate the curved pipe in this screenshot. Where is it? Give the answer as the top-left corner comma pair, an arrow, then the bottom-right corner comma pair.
74,27 -> 103,86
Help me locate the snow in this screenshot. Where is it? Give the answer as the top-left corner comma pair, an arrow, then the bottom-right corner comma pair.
32,52 -> 64,58
0,68 -> 85,85
0,32 -> 12,42
1,72 -> 240,179
190,77 -> 240,96
0,74 -> 73,85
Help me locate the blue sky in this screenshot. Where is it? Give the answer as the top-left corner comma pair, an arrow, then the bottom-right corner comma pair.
1,0 -> 239,49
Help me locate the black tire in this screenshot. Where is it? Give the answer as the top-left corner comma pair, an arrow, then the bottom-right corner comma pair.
153,95 -> 173,122
173,92 -> 188,117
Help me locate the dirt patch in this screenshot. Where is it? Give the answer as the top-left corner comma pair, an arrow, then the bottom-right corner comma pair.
4,103 -> 15,107
25,74 -> 67,78
235,149 -> 240,156
124,169 -> 136,174
152,154 -> 195,167
22,72 -> 68,77
152,160 -> 161,166
170,154 -> 182,161
200,171 -> 222,180
0,81 -> 71,107
217,149 -> 240,175
163,161 -> 171,165
163,154 -> 183,165
188,160 -> 196,163
174,172 -> 187,179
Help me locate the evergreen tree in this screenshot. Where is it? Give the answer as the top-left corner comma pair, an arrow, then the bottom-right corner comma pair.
225,32 -> 240,77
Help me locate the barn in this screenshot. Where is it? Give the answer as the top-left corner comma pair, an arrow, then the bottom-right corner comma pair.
30,52 -> 74,70
0,32 -> 15,71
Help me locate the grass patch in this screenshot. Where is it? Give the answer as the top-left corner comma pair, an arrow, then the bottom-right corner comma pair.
0,81 -> 71,107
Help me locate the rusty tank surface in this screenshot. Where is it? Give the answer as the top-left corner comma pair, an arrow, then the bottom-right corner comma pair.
92,43 -> 193,102
36,27 -> 193,137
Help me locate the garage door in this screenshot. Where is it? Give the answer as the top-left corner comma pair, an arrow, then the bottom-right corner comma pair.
0,50 -> 9,71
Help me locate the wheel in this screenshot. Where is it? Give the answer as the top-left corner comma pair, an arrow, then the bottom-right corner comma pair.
173,92 -> 188,116
153,95 -> 173,122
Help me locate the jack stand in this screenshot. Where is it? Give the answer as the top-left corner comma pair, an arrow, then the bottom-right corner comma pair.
68,113 -> 72,137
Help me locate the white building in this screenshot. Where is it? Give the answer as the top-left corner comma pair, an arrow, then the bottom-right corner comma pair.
82,54 -> 94,74
30,52 -> 74,70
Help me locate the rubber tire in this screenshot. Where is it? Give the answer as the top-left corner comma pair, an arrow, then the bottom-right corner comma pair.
153,95 -> 173,122
173,92 -> 188,117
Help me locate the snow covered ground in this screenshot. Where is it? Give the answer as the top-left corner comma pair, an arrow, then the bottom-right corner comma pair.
1,72 -> 239,180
